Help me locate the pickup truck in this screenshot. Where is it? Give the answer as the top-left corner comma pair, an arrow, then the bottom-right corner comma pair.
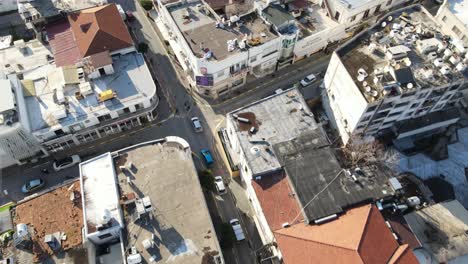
230,219 -> 245,242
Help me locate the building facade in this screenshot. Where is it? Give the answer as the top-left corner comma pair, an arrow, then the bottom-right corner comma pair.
0,4 -> 159,168
435,0 -> 468,44
322,5 -> 467,145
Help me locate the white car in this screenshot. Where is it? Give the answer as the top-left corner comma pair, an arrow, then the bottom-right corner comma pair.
300,74 -> 317,87
191,117 -> 203,132
214,176 -> 226,195
230,219 -> 245,242
53,155 -> 81,171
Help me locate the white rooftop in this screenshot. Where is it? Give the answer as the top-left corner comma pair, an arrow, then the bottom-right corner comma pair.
0,39 -> 156,134
228,88 -> 318,175
0,80 -> 14,113
80,152 -> 123,233
448,0 -> 468,28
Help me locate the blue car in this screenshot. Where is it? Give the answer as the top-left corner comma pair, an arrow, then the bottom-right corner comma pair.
200,149 -> 214,165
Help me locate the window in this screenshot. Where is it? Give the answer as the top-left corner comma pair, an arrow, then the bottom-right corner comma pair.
386,0 -> 392,6
449,84 -> 460,91
98,114 -> 112,122
123,107 -> 131,113
350,15 -> 356,22
452,26 -> 462,36
363,9 -> 370,19
388,111 -> 402,117
98,68 -> 106,75
366,105 -> 377,112
410,103 -> 419,108
394,101 -> 409,108
442,16 -> 447,22
334,11 -> 340,20
54,129 -> 65,136
135,103 -> 143,110
97,233 -> 113,240
374,4 -> 381,14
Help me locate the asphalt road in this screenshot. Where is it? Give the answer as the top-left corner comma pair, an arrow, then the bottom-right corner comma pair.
0,1 -> 332,263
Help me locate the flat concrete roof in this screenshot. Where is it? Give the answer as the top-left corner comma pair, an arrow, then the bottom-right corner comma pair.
169,0 -> 277,60
116,140 -> 222,263
228,88 -> 317,176
17,0 -> 107,19
296,4 -> 340,38
337,6 -> 468,103
404,200 -> 468,263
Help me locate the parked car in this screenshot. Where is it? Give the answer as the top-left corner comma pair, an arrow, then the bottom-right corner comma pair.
53,155 -> 81,172
300,74 -> 317,87
21,179 -> 45,193
230,219 -> 245,242
214,176 -> 226,195
191,117 -> 203,132
200,149 -> 214,165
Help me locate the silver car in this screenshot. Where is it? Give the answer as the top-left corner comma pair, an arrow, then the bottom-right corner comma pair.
191,117 -> 203,132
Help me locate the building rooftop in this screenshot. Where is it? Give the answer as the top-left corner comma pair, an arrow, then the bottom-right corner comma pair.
228,88 -> 317,176
0,79 -> 14,114
448,0 -> 468,28
295,3 -> 340,39
335,0 -> 376,10
337,6 -> 468,103
169,0 -> 277,60
10,43 -> 156,133
68,4 -> 133,58
404,200 -> 468,263
273,132 -> 395,222
80,152 -> 123,235
251,170 -> 303,231
274,204 -> 418,264
14,181 -> 85,263
116,139 -> 222,263
17,0 -> 108,20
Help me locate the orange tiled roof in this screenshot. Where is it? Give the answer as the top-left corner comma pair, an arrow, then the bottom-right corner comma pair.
251,171 -> 303,231
68,4 -> 133,58
274,205 -> 419,264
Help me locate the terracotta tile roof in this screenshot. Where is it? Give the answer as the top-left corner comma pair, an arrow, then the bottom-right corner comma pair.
68,4 -> 133,58
46,20 -> 81,67
388,244 -> 420,264
83,50 -> 113,72
273,205 -> 418,264
251,171 -> 303,231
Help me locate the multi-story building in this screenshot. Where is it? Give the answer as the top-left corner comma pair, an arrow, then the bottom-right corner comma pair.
435,0 -> 468,44
156,0 -> 347,98
222,88 -> 418,262
0,4 -> 158,168
323,5 -> 467,145
317,0 -> 409,28
0,73 -> 48,168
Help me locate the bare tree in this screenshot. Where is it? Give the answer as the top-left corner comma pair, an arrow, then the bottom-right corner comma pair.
341,136 -> 384,167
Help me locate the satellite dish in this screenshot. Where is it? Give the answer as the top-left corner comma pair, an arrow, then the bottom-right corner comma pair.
381,22 -> 387,27
407,83 -> 414,89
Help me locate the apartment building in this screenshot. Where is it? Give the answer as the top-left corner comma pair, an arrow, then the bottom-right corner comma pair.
156,0 -> 347,98
17,0 -> 107,31
323,5 -> 467,145
435,0 -> 468,44
317,0 -> 408,28
0,4 -> 158,168
222,89 -> 418,262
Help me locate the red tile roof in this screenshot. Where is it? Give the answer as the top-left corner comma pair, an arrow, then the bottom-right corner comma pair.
68,4 -> 133,58
273,205 -> 419,264
251,171 -> 303,231
46,20 -> 82,67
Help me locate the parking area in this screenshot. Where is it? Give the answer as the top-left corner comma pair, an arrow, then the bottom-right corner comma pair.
0,159 -> 79,204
